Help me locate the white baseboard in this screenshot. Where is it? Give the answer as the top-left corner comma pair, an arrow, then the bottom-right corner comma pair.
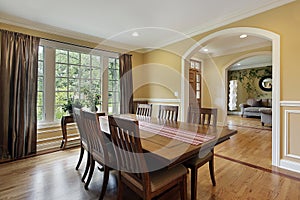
279,159 -> 300,173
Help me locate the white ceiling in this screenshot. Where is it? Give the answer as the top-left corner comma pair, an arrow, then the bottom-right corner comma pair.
229,54 -> 272,70
199,34 -> 272,57
0,0 -> 294,51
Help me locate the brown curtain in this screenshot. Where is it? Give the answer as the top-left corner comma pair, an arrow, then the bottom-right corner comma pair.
119,54 -> 134,114
0,30 -> 40,160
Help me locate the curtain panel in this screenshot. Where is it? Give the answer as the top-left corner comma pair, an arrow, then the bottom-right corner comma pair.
119,54 -> 134,114
0,30 -> 40,160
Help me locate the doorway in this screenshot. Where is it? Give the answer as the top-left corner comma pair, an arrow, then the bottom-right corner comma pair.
181,27 -> 280,166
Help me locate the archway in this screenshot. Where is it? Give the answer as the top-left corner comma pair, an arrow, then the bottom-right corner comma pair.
224,51 -> 272,116
181,27 -> 280,166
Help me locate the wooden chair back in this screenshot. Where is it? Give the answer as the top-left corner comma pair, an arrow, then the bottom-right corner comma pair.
73,107 -> 89,148
158,105 -> 179,121
187,107 -> 217,127
108,116 -> 150,191
136,103 -> 152,117
81,110 -> 108,164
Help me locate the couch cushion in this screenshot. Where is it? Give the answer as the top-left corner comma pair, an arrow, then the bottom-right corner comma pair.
259,108 -> 272,114
244,107 -> 262,112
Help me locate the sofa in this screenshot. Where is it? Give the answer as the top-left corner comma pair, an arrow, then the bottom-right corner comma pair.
239,98 -> 272,117
260,108 -> 272,126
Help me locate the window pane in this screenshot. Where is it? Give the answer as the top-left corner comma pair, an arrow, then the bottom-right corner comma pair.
81,53 -> 90,66
37,107 -> 43,121
55,92 -> 68,106
56,77 -> 68,91
56,64 -> 68,77
38,46 -> 44,60
69,51 -> 80,64
56,50 -> 68,63
38,61 -> 44,76
37,92 -> 43,106
69,78 -> 79,92
38,77 -> 44,91
92,68 -> 101,79
55,105 -> 66,120
92,55 -> 100,66
80,66 -> 91,79
69,65 -> 79,78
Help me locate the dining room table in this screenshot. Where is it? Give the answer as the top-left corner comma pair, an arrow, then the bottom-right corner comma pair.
99,114 -> 237,170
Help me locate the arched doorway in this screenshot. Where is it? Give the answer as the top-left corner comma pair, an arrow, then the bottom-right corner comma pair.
181,27 -> 280,166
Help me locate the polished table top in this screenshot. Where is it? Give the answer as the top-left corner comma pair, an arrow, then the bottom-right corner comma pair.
100,114 -> 237,169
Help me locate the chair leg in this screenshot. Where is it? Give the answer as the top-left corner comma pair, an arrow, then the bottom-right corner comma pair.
75,146 -> 84,170
190,167 -> 198,200
81,152 -> 91,182
99,166 -> 110,200
209,159 -> 216,186
85,158 -> 95,190
180,175 -> 187,200
117,172 -> 123,200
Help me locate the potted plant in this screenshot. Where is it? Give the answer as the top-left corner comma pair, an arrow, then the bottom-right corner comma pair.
62,99 -> 82,115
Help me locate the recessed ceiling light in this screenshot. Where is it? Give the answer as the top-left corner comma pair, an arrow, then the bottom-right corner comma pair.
203,48 -> 208,52
240,34 -> 248,39
132,31 -> 139,37
237,63 -> 241,66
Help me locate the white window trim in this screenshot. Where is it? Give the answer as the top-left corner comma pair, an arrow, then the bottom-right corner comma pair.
38,39 -> 120,125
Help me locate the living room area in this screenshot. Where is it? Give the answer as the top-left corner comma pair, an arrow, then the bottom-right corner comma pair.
227,55 -> 272,128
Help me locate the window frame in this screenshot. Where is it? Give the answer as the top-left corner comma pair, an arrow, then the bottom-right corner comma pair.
38,39 -> 120,125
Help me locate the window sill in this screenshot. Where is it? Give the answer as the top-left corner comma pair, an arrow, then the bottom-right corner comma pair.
37,121 -> 61,130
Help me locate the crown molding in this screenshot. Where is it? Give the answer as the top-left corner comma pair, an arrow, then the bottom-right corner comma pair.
0,0 -> 295,52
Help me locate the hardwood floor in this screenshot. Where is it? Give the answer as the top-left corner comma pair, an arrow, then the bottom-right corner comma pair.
1,116 -> 300,200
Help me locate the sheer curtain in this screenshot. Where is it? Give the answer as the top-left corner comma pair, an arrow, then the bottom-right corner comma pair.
119,54 -> 134,114
0,30 -> 40,160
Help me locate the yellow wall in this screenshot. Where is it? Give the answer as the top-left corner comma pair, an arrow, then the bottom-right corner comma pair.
133,49 -> 182,99
2,1 -> 300,168
141,0 -> 300,167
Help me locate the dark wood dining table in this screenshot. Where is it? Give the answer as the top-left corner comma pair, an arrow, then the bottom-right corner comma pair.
99,114 -> 237,169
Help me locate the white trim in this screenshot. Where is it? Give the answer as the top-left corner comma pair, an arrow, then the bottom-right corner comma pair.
280,101 -> 300,107
283,110 -> 300,160
0,1 -> 294,52
40,39 -> 119,58
280,159 -> 300,173
134,98 -> 181,103
181,27 -> 280,167
210,41 -> 271,57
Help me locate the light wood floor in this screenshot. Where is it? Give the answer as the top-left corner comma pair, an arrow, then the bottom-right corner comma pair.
1,116 -> 300,200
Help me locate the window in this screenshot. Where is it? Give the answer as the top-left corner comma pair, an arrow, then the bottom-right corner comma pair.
54,49 -> 102,119
189,59 -> 202,107
108,57 -> 120,114
38,40 -> 120,124
37,46 -> 44,121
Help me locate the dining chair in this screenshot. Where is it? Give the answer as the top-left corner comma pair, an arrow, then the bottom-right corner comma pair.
184,107 -> 218,200
73,107 -> 91,182
136,103 -> 152,117
108,115 -> 188,200
81,110 -> 112,200
158,105 -> 179,121
187,107 -> 217,127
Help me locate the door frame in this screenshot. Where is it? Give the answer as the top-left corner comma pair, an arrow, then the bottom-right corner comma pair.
181,27 -> 280,166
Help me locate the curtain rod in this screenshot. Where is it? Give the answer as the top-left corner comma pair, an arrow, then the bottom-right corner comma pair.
40,37 -> 121,55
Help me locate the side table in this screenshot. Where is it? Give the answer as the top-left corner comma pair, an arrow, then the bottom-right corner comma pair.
60,115 -> 74,149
